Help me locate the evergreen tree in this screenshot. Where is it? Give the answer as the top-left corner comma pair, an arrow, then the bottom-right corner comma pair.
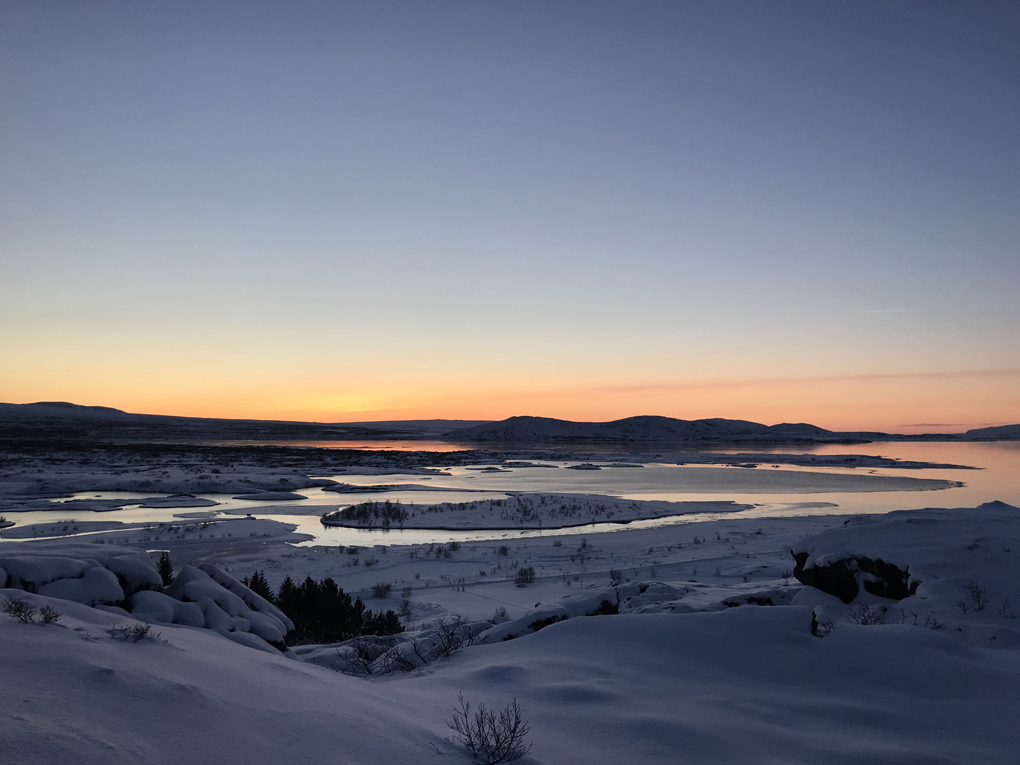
157,552 -> 174,587
276,576 -> 298,618
365,609 -> 404,637
272,575 -> 405,645
246,570 -> 274,602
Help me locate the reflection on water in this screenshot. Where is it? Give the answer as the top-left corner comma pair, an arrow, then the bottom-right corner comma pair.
4,442 -> 1018,547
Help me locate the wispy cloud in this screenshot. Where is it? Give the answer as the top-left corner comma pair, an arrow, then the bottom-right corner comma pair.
576,368 -> 1020,398
901,422 -> 1005,428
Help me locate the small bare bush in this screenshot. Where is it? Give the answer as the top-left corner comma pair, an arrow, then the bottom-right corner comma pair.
3,597 -> 37,624
447,693 -> 532,763
399,585 -> 413,617
609,569 -> 624,586
110,623 -> 159,642
899,609 -> 947,631
845,603 -> 887,626
962,582 -> 987,612
371,581 -> 393,599
39,604 -> 62,624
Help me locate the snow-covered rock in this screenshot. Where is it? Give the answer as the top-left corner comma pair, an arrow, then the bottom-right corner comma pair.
129,590 -> 205,627
165,565 -> 252,617
37,566 -> 124,606
129,589 -> 177,622
197,563 -> 293,632
104,553 -> 163,595
163,565 -> 290,644
197,596 -> 237,632
0,555 -> 99,591
0,550 -> 289,650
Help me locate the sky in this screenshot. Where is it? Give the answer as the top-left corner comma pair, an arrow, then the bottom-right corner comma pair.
1,1 -> 1018,432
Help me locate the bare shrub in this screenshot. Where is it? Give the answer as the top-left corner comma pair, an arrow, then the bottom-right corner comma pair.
399,586 -> 413,617
609,569 -> 624,586
110,623 -> 159,642
492,605 -> 507,621
376,644 -> 417,674
39,604 -> 62,624
447,693 -> 532,764
334,639 -> 387,675
845,603 -> 887,626
433,614 -> 472,657
962,582 -> 987,612
3,597 -> 37,623
371,581 -> 393,599
899,609 -> 947,631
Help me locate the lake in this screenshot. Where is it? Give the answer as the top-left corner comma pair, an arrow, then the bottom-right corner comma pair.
8,440 -> 1016,546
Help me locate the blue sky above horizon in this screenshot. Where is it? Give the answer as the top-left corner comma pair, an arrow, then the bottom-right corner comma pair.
2,2 -> 1018,431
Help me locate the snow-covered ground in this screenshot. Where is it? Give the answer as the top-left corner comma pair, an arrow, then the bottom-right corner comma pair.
2,440 -> 1019,763
2,498 -> 1020,763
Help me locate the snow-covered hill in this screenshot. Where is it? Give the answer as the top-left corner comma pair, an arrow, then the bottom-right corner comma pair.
0,402 -> 486,443
3,586 -> 1019,764
451,415 -> 836,443
966,423 -> 1020,440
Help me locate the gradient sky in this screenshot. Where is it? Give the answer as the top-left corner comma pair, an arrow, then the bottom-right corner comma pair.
2,2 -> 1018,432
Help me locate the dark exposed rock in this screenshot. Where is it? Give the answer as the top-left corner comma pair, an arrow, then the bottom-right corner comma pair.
528,614 -> 568,632
792,551 -> 919,604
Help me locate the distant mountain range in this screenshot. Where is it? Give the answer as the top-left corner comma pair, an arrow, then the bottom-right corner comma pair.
0,402 -> 1017,445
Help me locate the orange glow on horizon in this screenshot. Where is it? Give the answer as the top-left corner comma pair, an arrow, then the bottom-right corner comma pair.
6,368 -> 1018,435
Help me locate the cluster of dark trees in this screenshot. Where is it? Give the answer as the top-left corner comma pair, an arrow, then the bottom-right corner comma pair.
336,500 -> 409,526
242,570 -> 403,644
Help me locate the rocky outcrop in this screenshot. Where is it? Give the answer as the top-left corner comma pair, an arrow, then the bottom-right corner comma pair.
792,551 -> 918,604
